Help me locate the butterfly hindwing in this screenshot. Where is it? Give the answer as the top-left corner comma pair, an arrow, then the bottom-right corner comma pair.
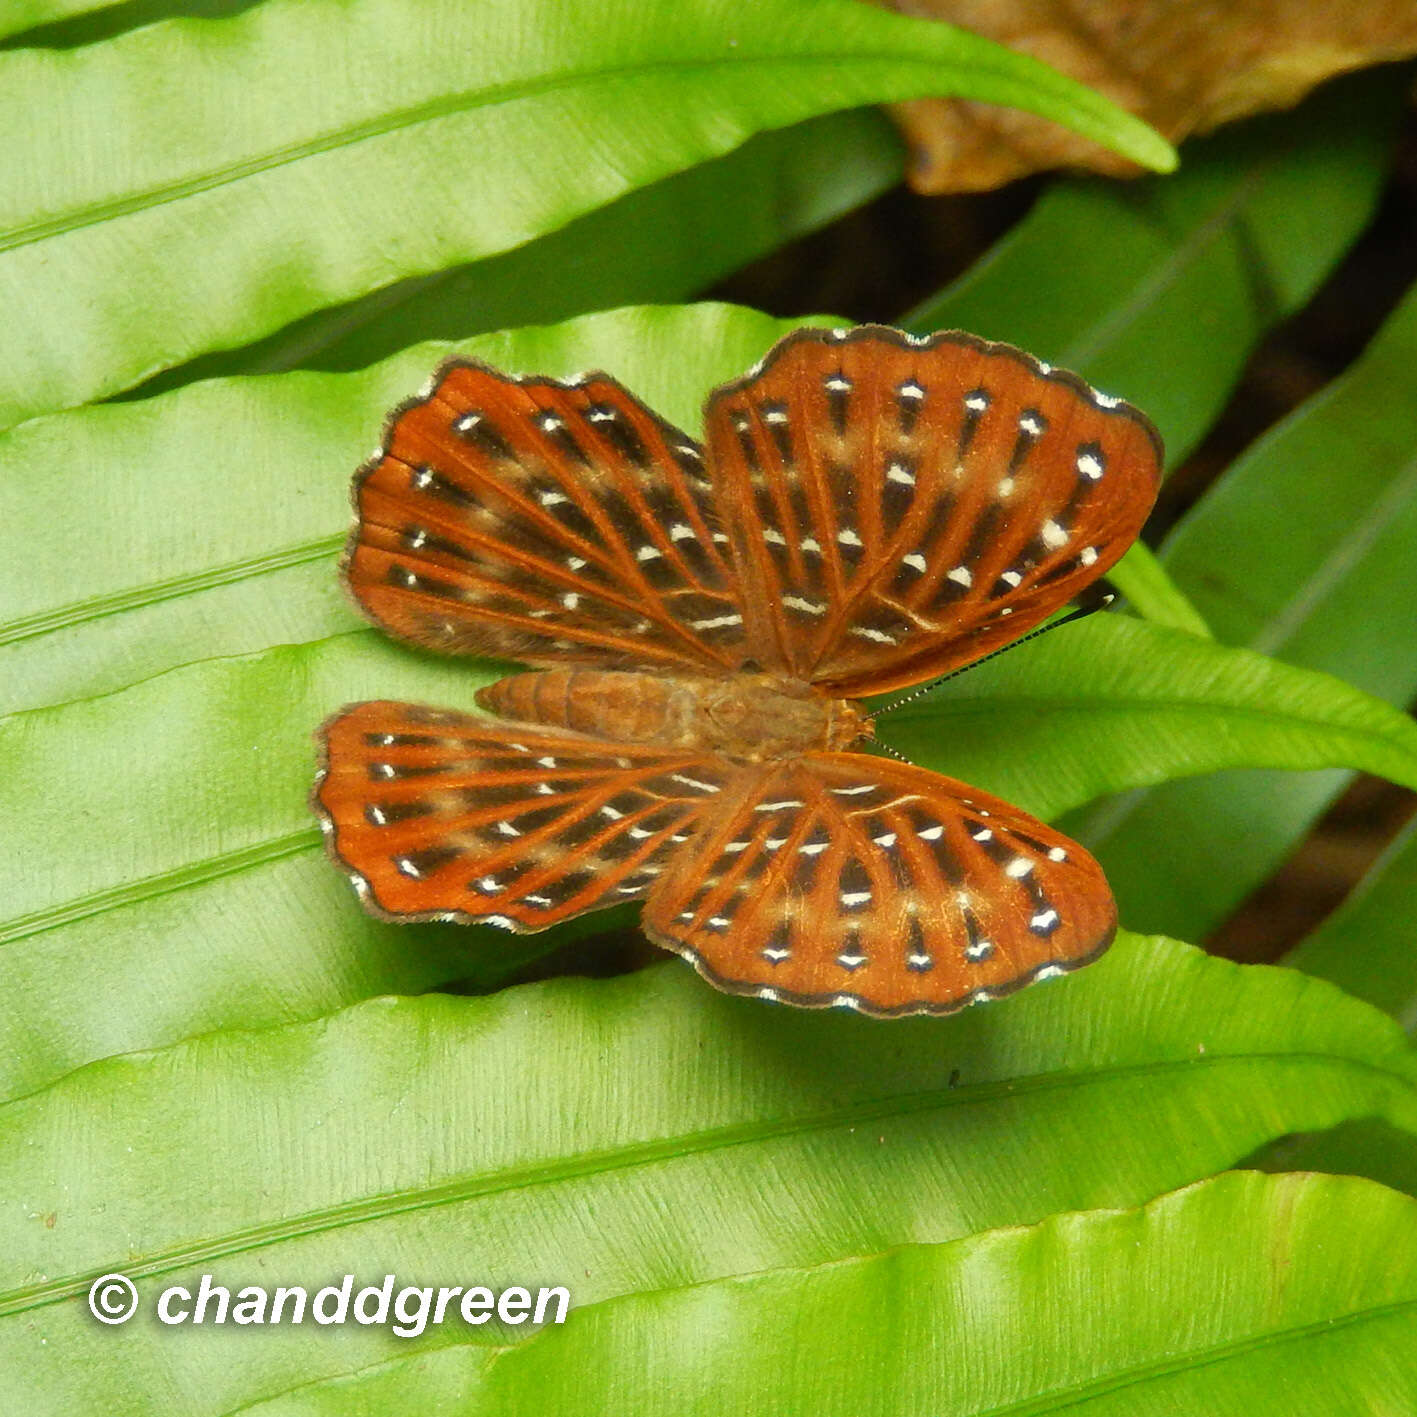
703,327 -> 1161,697
641,754 -> 1115,1016
314,701 -> 745,929
345,360 -> 749,674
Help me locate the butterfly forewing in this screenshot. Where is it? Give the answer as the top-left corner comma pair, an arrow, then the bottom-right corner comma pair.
641,755 -> 1115,1016
315,701 -> 745,929
346,361 -> 749,673
704,327 -> 1161,697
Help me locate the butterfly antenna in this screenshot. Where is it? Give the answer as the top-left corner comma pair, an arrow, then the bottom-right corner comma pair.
871,594 -> 1115,721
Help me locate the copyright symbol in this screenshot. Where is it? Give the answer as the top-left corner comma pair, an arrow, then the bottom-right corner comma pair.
88,1272 -> 138,1325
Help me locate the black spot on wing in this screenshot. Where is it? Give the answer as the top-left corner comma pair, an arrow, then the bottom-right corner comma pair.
958,389 -> 990,455
584,404 -> 649,466
452,413 -> 515,462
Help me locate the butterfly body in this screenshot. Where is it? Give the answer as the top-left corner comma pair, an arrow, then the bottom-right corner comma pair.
315,325 -> 1161,1016
477,668 -> 868,760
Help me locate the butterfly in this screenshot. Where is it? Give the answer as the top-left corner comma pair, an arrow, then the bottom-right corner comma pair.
313,325 -> 1161,1016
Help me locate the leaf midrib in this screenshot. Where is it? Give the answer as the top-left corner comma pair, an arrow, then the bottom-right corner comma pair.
895,689 -> 1417,761
1250,445 -> 1417,658
0,1049 -> 1407,1319
0,47 -> 1002,256
0,829 -> 318,946
0,535 -> 343,645
969,1290 -> 1416,1415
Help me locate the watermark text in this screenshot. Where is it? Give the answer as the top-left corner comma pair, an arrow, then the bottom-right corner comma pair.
89,1273 -> 570,1338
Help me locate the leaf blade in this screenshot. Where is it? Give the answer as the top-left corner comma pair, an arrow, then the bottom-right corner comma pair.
0,0 -> 1170,427
1,939 -> 1413,1413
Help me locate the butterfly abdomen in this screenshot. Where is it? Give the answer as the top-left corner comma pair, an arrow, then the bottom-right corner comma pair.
476,669 -> 866,761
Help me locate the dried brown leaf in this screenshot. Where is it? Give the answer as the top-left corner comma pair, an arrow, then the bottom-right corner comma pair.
881,0 -> 1417,191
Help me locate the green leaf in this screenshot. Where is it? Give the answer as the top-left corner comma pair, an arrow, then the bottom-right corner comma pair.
0,303 -> 815,716
903,71 -> 1401,466
0,0 -> 1171,428
1107,540 -> 1213,638
1069,275 -> 1417,940
1287,815 -> 1417,1029
2,940 -> 1413,1413
1262,807 -> 1417,1197
1259,1119 -> 1417,1207
0,0 -> 249,48
229,1172 -> 1417,1415
132,109 -> 904,390
0,0 -> 114,43
881,613 -> 1417,823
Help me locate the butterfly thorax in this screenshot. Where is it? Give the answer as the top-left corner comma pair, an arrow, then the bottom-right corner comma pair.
476,669 -> 868,761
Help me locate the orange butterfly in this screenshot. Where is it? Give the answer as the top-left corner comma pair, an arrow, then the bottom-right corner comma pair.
313,327 -> 1160,1016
